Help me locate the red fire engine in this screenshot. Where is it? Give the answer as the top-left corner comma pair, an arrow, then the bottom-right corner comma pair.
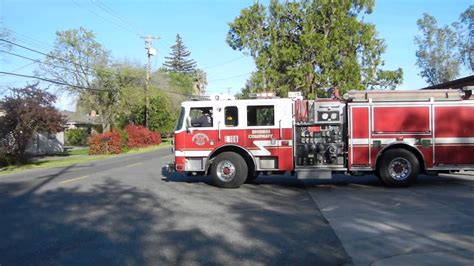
166,89 -> 474,188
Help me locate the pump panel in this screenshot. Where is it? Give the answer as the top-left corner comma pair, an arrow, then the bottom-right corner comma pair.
295,102 -> 346,169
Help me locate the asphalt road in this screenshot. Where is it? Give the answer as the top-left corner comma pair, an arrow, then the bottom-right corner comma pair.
0,148 -> 349,265
0,148 -> 473,265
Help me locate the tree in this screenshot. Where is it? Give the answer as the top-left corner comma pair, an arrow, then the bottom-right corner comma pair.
415,13 -> 461,85
114,66 -> 193,134
163,34 -> 197,74
227,0 -> 403,98
0,18 -> 12,52
40,27 -> 110,91
40,27 -> 120,131
0,83 -> 65,164
458,6 -> 473,72
192,69 -> 207,95
126,93 -> 176,134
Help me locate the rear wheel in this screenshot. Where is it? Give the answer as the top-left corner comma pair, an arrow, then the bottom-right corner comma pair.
379,148 -> 419,187
211,152 -> 248,188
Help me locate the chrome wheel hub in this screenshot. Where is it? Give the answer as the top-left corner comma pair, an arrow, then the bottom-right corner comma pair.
388,158 -> 411,180
216,160 -> 236,182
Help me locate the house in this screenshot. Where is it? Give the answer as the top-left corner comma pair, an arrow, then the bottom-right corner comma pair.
0,102 -> 65,156
61,110 -> 102,133
421,75 -> 474,99
26,132 -> 65,155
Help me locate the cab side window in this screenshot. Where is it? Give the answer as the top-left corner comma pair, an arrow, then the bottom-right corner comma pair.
247,105 -> 274,126
190,107 -> 213,127
225,106 -> 238,127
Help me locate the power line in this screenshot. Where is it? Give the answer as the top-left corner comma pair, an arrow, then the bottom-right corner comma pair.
0,71 -> 92,90
5,29 -> 54,51
0,50 -> 94,76
0,71 -> 131,94
149,81 -> 192,97
209,72 -> 252,82
202,56 -> 246,70
71,0 -> 140,37
0,71 -> 190,97
0,62 -> 37,76
0,38 -> 115,76
91,0 -> 144,35
1,38 -> 50,57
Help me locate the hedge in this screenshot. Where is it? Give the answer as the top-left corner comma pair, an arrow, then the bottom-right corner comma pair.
87,126 -> 161,155
65,128 -> 89,146
88,132 -> 122,155
125,125 -> 161,149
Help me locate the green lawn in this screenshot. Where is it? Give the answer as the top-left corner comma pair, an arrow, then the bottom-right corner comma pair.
0,140 -> 172,176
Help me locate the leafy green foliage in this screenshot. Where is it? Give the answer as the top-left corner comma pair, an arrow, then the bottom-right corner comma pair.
192,69 -> 207,95
415,13 -> 461,85
41,27 -> 110,91
65,128 -> 89,146
122,92 -> 177,135
227,0 -> 402,98
458,6 -> 473,72
163,34 -> 197,74
0,83 -> 65,164
40,27 -> 197,133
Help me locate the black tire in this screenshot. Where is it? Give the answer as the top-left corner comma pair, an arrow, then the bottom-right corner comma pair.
379,148 -> 419,187
211,152 -> 248,188
245,171 -> 259,183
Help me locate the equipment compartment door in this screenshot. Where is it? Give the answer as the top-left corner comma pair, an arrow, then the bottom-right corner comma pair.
348,106 -> 371,168
434,105 -> 474,165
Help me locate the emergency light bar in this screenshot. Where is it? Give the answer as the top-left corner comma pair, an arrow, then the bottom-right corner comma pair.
190,94 -> 235,101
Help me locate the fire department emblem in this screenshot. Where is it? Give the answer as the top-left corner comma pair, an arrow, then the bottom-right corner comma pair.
192,133 -> 209,146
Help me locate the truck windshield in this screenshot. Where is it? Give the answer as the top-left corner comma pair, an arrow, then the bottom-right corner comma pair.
175,107 -> 185,131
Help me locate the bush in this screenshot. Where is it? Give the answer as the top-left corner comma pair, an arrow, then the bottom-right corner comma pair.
0,152 -> 14,167
88,132 -> 122,155
125,125 -> 161,149
65,128 -> 89,146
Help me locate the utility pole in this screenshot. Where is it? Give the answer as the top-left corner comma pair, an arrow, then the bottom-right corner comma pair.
141,35 -> 159,128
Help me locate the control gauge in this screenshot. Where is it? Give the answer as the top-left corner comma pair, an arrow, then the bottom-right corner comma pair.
331,112 -> 338,120
321,113 -> 329,120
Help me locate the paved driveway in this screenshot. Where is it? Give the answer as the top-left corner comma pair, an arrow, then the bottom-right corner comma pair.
305,174 -> 474,266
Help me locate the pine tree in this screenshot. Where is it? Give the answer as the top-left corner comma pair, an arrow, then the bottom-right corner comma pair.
163,34 -> 197,74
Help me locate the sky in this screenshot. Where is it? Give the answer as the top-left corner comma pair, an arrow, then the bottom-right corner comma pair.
0,0 -> 472,111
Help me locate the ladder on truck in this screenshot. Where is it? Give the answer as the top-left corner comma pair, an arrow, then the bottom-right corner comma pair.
343,89 -> 468,102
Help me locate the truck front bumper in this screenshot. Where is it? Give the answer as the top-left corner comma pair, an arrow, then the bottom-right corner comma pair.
165,162 -> 175,172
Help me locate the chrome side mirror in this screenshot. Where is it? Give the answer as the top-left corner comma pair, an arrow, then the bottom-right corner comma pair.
185,117 -> 193,134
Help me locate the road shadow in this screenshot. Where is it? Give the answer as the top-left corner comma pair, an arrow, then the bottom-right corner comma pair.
161,167 -> 462,189
0,169 -> 352,265
0,178 -> 166,265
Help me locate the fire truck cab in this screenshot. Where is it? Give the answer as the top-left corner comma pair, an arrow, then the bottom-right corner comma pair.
172,94 -> 294,188
168,90 -> 474,188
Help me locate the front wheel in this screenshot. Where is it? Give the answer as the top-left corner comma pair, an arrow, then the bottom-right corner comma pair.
211,152 -> 248,188
378,149 -> 419,187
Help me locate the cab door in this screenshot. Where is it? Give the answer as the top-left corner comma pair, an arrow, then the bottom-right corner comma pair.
245,101 -> 293,171
181,106 -> 219,171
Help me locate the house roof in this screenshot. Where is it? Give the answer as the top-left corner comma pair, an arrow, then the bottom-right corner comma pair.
61,110 -> 100,125
420,75 -> 474,90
